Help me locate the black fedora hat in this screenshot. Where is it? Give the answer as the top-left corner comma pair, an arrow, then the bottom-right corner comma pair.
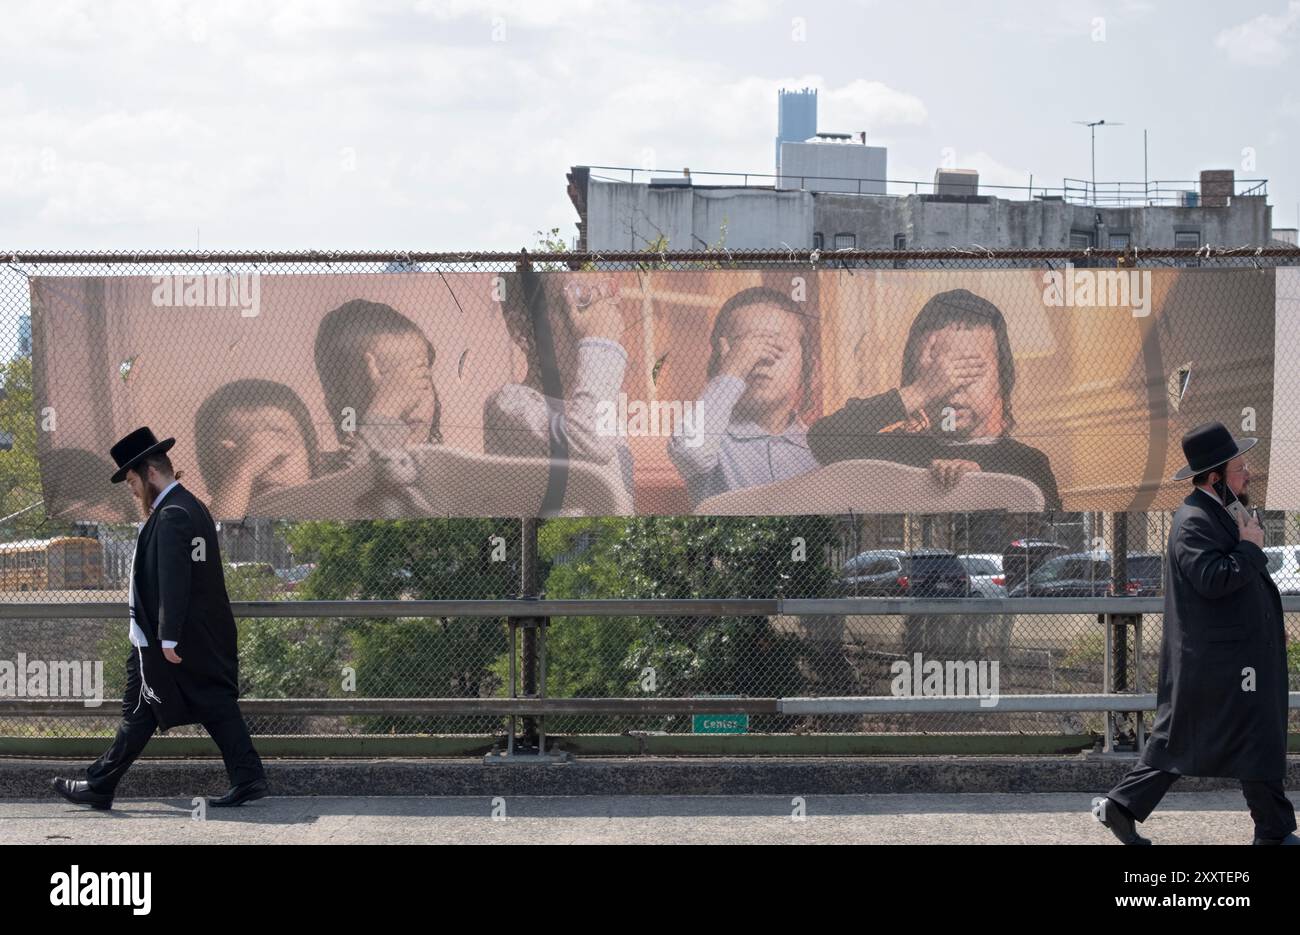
110,427 -> 175,484
1171,421 -> 1258,481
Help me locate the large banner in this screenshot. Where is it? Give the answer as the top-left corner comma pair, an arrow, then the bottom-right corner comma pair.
29,267 -> 1287,520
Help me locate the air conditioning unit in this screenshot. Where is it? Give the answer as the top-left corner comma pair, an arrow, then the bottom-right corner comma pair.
934,168 -> 979,196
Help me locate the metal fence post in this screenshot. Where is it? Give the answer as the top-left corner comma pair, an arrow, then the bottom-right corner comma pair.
486,249 -> 566,763
1104,512 -> 1141,752
520,516 -> 539,750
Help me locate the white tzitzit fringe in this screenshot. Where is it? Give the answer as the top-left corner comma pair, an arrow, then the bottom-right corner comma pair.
127,538 -> 163,714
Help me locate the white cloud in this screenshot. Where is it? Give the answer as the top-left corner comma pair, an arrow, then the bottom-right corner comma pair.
1215,1 -> 1300,66
823,80 -> 928,132
0,0 -> 1289,252
699,0 -> 784,25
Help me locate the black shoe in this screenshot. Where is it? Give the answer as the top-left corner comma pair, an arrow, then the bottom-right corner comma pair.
1092,796 -> 1152,845
52,777 -> 113,810
1252,832 -> 1300,845
209,778 -> 269,807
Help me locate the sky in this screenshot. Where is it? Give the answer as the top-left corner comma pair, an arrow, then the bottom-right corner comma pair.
1,0 -> 1297,252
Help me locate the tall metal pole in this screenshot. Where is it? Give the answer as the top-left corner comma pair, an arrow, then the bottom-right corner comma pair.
520,516 -> 539,749
1091,124 -> 1096,206
1143,129 -> 1149,205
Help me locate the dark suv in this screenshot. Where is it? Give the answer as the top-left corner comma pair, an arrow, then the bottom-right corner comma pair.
838,548 -> 973,597
1007,551 -> 1164,597
1001,539 -> 1069,596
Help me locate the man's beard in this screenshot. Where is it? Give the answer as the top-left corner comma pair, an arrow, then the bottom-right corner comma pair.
1236,488 -> 1250,508
137,477 -> 163,517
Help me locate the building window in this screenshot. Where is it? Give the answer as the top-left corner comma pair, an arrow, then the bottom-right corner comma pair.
893,233 -> 907,269
1175,230 -> 1201,266
834,233 -> 856,250
1108,232 -> 1131,250
1069,230 -> 1095,267
813,232 -> 824,250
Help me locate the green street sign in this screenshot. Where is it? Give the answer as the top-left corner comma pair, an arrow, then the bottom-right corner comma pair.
692,713 -> 749,734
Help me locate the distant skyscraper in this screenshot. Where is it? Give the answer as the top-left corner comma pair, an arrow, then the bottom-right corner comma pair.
17,314 -> 31,358
776,88 -> 818,173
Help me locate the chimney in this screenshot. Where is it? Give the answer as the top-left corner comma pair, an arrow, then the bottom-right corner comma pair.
1199,169 -> 1234,207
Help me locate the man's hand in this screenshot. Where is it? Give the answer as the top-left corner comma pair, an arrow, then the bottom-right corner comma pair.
930,458 -> 981,489
163,646 -> 183,664
1237,509 -> 1265,548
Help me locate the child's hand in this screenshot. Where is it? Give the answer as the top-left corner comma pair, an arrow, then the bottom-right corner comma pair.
718,330 -> 787,381
929,458 -> 981,489
564,278 -> 623,342
901,332 -> 986,411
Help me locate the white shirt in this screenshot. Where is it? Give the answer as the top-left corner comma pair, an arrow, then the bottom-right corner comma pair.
128,479 -> 181,649
1196,483 -> 1223,506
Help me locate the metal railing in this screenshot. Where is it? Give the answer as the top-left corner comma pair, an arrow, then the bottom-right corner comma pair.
4,596 -> 1299,757
582,164 -> 1269,206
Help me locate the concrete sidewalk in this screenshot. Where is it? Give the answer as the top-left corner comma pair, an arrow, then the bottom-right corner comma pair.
4,755 -> 1299,798
0,792 -> 1280,844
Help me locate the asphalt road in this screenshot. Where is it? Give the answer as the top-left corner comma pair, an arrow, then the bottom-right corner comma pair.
0,791 -> 1280,844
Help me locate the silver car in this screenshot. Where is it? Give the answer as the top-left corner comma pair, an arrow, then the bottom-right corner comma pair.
1263,546 -> 1300,595
958,553 -> 1006,598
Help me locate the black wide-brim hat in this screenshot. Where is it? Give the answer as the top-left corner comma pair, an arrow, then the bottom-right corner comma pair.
1171,421 -> 1258,481
110,426 -> 175,483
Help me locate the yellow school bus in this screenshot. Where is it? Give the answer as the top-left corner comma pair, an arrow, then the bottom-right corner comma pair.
0,536 -> 105,591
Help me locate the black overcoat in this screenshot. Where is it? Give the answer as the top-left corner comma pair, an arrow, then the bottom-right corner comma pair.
1141,487 -> 1289,780
131,483 -> 241,731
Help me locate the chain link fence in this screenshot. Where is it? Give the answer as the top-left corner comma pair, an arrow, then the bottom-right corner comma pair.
2,248 -> 1298,748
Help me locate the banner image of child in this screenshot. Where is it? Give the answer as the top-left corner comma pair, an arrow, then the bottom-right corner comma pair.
194,379 -> 329,521
807,288 -> 1062,512
667,286 -> 819,509
483,269 -> 633,509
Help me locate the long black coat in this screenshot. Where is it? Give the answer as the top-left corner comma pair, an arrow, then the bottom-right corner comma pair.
131,483 -> 241,731
1141,487 -> 1289,780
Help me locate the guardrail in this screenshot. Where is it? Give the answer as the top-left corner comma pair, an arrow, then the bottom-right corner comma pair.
16,595 -> 1300,618
4,598 -> 1297,758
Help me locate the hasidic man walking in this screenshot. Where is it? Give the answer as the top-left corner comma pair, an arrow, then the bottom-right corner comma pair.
53,427 -> 268,809
1092,422 -> 1296,845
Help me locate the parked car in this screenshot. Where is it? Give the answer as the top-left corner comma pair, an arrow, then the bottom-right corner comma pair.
274,562 -> 317,593
1000,539 -> 1069,595
838,549 -> 973,598
1263,546 -> 1300,594
837,549 -> 906,595
1117,552 -> 1164,596
227,561 -> 277,578
957,553 -> 1006,598
1007,551 -> 1163,598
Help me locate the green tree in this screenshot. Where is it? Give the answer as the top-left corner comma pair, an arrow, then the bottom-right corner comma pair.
529,515 -> 842,732
282,518 -> 514,732
0,355 -> 47,537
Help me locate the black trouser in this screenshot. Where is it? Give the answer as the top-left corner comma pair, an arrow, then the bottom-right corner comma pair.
85,649 -> 265,796
1108,763 -> 1297,840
